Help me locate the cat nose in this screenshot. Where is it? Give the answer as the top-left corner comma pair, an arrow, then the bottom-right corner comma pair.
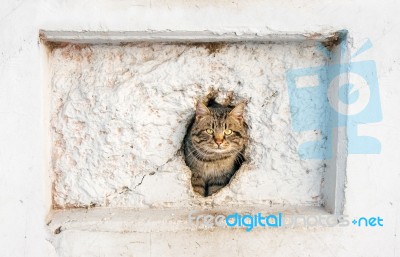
215,138 -> 224,145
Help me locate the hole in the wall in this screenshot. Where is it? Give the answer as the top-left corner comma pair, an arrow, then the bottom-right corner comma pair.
183,89 -> 249,198
41,30 -> 347,215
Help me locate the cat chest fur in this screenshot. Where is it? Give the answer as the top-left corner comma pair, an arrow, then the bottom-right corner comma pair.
190,154 -> 237,180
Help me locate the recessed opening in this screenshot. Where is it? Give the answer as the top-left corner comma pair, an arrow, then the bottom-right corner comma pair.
183,90 -> 249,197
43,30 -> 347,215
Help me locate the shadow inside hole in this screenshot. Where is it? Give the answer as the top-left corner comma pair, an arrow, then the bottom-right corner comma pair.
183,94 -> 248,198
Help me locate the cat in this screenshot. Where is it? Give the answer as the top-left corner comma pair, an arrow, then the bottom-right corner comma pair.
184,97 -> 248,197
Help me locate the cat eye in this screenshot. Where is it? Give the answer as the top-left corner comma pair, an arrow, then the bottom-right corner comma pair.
206,128 -> 214,134
224,129 -> 233,135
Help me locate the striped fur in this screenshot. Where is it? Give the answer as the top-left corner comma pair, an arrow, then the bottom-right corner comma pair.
184,100 -> 248,197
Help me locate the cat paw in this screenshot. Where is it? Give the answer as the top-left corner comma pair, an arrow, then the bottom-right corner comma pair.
193,186 -> 206,197
207,185 -> 224,196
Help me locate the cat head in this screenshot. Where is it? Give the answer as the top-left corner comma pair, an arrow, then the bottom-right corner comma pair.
190,101 -> 248,156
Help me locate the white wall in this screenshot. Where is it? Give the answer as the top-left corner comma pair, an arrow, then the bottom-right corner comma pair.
1,0 -> 399,256
50,42 -> 328,209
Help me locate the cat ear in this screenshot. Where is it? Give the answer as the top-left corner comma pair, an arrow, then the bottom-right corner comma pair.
229,102 -> 245,122
195,101 -> 210,119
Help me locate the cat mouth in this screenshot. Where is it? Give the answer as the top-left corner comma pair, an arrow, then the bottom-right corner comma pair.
211,148 -> 231,154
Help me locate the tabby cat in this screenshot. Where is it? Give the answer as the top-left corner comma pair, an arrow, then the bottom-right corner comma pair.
184,98 -> 248,197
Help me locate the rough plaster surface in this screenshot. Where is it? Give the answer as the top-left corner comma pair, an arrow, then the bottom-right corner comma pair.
1,0 -> 400,257
50,42 -> 328,208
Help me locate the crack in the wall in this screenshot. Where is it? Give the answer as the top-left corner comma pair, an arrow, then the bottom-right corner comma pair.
133,175 -> 146,190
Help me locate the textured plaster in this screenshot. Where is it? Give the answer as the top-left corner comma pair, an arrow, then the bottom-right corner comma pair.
50,42 -> 328,208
